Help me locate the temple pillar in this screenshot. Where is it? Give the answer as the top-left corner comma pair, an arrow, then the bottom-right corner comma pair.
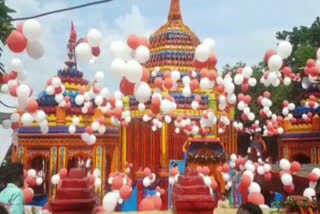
312,114 -> 320,132
56,107 -> 66,125
49,147 -> 58,199
95,145 -> 103,200
160,123 -> 169,173
121,127 -> 127,171
111,145 -> 120,173
283,118 -> 290,133
58,147 -> 67,169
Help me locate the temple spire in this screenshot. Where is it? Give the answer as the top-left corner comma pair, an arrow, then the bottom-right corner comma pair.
168,0 -> 183,22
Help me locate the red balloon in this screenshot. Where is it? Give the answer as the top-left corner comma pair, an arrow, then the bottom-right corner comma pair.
188,79 -> 198,91
9,71 -> 18,80
151,97 -> 161,114
86,127 -> 93,135
91,47 -> 100,57
248,192 -> 265,205
207,53 -> 217,67
153,196 -> 162,210
241,83 -> 249,92
153,78 -> 162,90
1,74 -> 10,83
23,188 -> 34,203
113,108 -> 122,119
9,84 -> 18,97
164,78 -> 173,90
241,175 -> 252,187
26,100 -> 38,113
207,70 -> 217,81
127,34 -> 140,50
120,185 -> 132,200
55,86 -> 63,94
112,175 -> 123,190
264,50 -> 277,63
264,172 -> 272,182
290,161 -> 301,173
217,84 -> 224,93
222,163 -> 230,173
193,59 -> 207,70
284,184 -> 295,193
141,68 -> 150,82
59,168 -> 68,178
120,77 -> 135,96
200,68 -> 209,78
244,95 -> 252,104
7,31 -> 27,53
26,176 -> 36,187
306,59 -> 316,68
282,67 -> 292,77
89,175 -> 95,185
139,197 -> 155,211
263,91 -> 271,98
308,172 -> 318,182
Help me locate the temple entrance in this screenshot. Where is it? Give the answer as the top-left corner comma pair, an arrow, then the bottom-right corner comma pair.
292,153 -> 310,164
30,156 -> 49,195
67,153 -> 92,176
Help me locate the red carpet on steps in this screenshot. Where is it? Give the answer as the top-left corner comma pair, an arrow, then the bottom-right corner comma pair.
172,167 -> 216,214
47,168 -> 97,214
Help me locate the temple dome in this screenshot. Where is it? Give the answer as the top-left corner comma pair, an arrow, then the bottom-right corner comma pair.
145,0 -> 200,72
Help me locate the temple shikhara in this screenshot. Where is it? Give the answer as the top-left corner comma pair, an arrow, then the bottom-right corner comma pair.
1,0 -> 320,213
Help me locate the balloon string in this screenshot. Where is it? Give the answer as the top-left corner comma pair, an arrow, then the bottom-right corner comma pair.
11,0 -> 113,21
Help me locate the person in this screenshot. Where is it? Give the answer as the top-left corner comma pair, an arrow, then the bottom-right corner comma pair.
237,203 -> 263,214
0,205 -> 9,214
0,163 -> 25,214
217,193 -> 230,208
248,133 -> 267,161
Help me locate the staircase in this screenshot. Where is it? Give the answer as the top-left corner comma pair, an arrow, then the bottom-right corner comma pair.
48,168 -> 96,214
172,167 -> 216,214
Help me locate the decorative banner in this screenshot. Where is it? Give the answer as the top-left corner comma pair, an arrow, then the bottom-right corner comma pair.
50,147 -> 57,199
59,147 -> 66,169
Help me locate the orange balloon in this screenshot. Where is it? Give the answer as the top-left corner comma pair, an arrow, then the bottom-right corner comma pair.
58,168 -> 68,178
153,196 -> 162,210
154,77 -> 163,89
163,72 -> 171,79
26,100 -> 39,114
190,79 -> 199,91
164,78 -> 173,90
113,108 -> 122,119
207,70 -> 217,81
207,53 -> 218,67
141,68 -> 150,82
193,59 -> 207,70
200,68 -> 209,78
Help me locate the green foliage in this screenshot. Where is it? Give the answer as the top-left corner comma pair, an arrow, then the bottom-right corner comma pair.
0,0 -> 15,74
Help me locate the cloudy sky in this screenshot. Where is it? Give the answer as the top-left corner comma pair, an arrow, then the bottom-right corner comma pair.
1,0 -> 320,159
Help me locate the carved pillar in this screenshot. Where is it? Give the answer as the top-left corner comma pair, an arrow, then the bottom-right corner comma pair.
58,147 -> 67,169
18,146 -> 25,163
160,123 -> 169,172
312,114 -> 320,132
95,145 -> 103,200
49,147 -> 58,199
121,127 -> 127,171
111,145 -> 120,173
283,118 -> 290,133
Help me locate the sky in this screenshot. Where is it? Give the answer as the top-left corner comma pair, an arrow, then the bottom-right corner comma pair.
1,0 -> 320,160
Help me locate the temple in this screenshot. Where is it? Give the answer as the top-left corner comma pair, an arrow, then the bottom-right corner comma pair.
279,79 -> 320,164
12,0 -> 237,210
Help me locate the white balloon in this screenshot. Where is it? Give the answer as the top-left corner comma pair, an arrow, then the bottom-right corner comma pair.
277,41 -> 293,59
21,113 -> 34,126
34,110 -> 46,122
17,84 -> 30,98
248,78 -> 257,87
165,115 -> 171,124
283,77 -> 291,86
103,192 -> 119,213
169,177 -> 175,185
248,113 -> 255,121
263,164 -> 272,173
203,176 -> 212,186
138,103 -> 145,111
183,87 -> 191,97
312,168 -> 320,178
36,177 -> 43,185
230,154 -> 237,161
244,170 -> 254,181
288,103 -> 295,111
171,70 -> 181,82
227,94 -> 237,105
230,161 -> 236,168
281,173 -> 293,186
203,38 -> 216,51
51,174 -> 60,185
88,135 -> 96,145
68,125 -> 76,134
28,169 -> 37,178
223,173 -> 230,181
257,166 -> 265,175
182,76 -> 191,86
95,95 -> 104,106
75,42 -> 92,63
91,121 -> 100,131
87,28 -> 102,47
55,94 -> 64,104
95,71 -> 104,82
95,178 -> 102,187
303,188 -> 315,200
1,84 -> 8,93
134,82 -> 151,103
234,74 -> 244,85
100,88 -> 110,99
135,46 -> 150,63
143,177 -> 151,187
23,19 -> 41,40
11,58 -> 23,73
111,58 -> 127,78
279,159 -> 291,171
200,77 -> 210,90
249,182 -> 261,193
268,55 -> 283,71
126,60 -> 143,83
26,40 -> 44,59
195,44 -> 210,62
243,66 -> 253,78
75,95 -> 84,106
191,101 -> 199,110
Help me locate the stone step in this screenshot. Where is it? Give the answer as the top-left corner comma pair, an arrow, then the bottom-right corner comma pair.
172,184 -> 210,195
56,187 -> 94,200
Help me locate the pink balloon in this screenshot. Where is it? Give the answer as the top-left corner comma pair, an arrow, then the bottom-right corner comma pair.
23,188 -> 34,203
88,175 -> 95,185
59,168 -> 68,178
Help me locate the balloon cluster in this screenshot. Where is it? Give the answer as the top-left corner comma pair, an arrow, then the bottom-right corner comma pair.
173,116 -> 199,136
25,169 -> 44,188
281,100 -> 296,116
257,91 -> 273,119
142,168 -> 156,187
304,95 -> 319,109
262,118 -> 284,137
138,190 -> 164,211
81,126 -> 97,145
196,166 -> 219,194
234,66 -> 257,92
303,168 -> 320,200
75,28 -> 103,63
68,116 -> 80,134
304,58 -> 320,81
237,93 -> 255,121
193,38 -> 217,69
7,20 -> 44,59
51,168 -> 69,185
262,41 -> 295,87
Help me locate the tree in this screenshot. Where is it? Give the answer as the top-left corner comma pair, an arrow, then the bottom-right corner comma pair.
0,0 -> 15,74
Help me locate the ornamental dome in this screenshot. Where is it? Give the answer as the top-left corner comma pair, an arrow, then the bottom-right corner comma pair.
145,0 -> 200,72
